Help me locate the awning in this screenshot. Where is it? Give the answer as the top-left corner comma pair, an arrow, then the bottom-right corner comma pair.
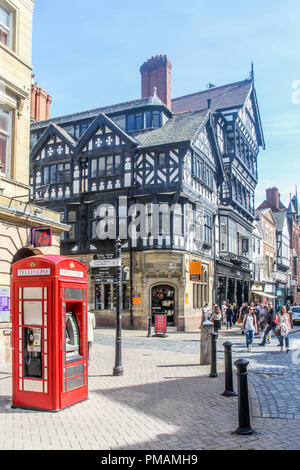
251,290 -> 277,299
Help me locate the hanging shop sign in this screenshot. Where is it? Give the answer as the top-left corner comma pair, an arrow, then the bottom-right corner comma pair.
190,261 -> 202,281
31,227 -> 52,247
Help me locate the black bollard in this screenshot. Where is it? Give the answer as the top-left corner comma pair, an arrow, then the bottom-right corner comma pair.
222,342 -> 237,397
147,314 -> 152,337
210,332 -> 218,377
234,358 -> 254,435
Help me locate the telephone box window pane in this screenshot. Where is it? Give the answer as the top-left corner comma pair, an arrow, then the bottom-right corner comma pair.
23,287 -> 43,299
65,288 -> 83,300
23,301 -> 43,325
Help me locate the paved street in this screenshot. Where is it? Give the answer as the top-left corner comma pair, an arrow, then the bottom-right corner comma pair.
0,324 -> 300,450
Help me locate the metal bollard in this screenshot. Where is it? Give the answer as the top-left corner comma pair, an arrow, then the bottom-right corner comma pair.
210,332 -> 218,377
234,359 -> 254,435
147,315 -> 152,337
222,342 -> 237,397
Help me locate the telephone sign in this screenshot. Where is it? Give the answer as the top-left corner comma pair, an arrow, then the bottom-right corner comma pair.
31,227 -> 52,248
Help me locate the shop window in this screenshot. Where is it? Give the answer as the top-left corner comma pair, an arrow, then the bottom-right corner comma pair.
94,282 -> 130,311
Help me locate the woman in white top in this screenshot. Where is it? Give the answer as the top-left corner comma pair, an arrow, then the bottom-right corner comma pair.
278,306 -> 292,352
242,307 -> 258,352
211,307 -> 222,333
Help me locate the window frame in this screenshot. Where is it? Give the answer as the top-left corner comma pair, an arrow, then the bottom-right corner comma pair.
0,105 -> 12,176
0,2 -> 12,49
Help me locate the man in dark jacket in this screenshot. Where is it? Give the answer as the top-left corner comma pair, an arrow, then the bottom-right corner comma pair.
259,302 -> 277,345
226,303 -> 233,329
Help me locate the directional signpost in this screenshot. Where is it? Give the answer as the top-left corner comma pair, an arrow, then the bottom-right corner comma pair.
90,241 -> 124,376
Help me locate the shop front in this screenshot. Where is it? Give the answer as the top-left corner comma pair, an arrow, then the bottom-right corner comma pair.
83,250 -> 214,332
215,259 -> 251,308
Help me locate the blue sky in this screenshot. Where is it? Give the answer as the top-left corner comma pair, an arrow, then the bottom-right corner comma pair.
32,0 -> 300,207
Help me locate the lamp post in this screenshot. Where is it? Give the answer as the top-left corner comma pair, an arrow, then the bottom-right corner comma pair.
113,238 -> 123,376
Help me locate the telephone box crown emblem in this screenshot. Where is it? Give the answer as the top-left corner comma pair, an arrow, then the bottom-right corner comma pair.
30,261 -> 37,268
70,262 -> 75,269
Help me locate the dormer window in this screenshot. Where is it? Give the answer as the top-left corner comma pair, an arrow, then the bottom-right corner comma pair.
126,110 -> 162,132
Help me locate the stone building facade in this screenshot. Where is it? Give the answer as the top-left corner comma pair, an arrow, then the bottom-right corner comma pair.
0,0 -> 68,363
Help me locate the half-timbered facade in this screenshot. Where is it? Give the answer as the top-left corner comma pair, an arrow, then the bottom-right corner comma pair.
30,93 -> 224,330
172,76 -> 265,306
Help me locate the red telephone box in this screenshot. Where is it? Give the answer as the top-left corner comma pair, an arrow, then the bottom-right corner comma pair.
11,255 -> 88,411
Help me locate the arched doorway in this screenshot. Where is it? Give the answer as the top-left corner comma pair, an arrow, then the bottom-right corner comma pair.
151,285 -> 175,326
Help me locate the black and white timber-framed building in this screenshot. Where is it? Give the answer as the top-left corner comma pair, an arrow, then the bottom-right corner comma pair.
29,56 -> 265,330
173,70 -> 265,307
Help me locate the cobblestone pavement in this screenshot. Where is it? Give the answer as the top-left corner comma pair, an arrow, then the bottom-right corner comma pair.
0,324 -> 300,450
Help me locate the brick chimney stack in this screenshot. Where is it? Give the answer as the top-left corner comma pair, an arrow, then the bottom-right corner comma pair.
30,74 -> 52,122
140,55 -> 172,109
266,187 -> 280,210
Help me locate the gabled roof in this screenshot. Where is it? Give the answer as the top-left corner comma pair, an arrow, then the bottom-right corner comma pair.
172,79 -> 265,149
256,207 -> 277,225
31,122 -> 76,159
31,96 -> 171,131
76,112 -> 138,152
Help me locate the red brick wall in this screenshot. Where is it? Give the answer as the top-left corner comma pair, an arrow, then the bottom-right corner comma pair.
31,83 -> 52,122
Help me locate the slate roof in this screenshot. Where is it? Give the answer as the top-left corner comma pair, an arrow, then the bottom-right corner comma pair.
134,109 -> 209,148
272,211 -> 287,232
31,95 -> 170,131
171,80 -> 252,113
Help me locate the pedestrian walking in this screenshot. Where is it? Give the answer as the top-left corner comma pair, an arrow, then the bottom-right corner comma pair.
278,306 -> 292,352
239,303 -> 248,334
259,302 -> 278,346
232,303 -> 238,325
210,306 -> 222,334
201,303 -> 212,325
88,311 -> 96,364
225,302 -> 233,329
242,307 -> 258,352
221,301 -> 227,326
